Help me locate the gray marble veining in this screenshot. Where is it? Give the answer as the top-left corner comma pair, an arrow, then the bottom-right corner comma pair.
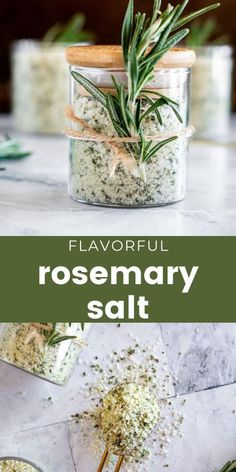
0,116 -> 236,235
161,323 -> 236,395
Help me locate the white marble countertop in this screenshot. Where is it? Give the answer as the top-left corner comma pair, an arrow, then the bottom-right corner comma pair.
0,116 -> 236,236
0,323 -> 236,472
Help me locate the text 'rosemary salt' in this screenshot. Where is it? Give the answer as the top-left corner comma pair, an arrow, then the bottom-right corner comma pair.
38,264 -> 199,320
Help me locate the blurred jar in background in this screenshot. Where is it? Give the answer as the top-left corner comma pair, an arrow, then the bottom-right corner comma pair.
12,40 -> 69,135
191,45 -> 233,139
11,12 -> 93,135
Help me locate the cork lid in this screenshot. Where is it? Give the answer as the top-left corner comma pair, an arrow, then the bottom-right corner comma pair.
66,45 -> 196,69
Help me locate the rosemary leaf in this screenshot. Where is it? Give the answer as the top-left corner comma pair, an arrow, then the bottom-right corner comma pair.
173,3 -> 220,30
142,89 -> 179,106
135,99 -> 142,131
154,6 -> 181,39
143,136 -> 178,163
119,85 -> 131,131
163,28 -> 190,51
130,12 -> 146,53
71,71 -> 106,107
150,0 -> 162,26
140,44 -> 170,68
128,45 -> 139,100
106,94 -> 120,124
45,323 -> 78,347
169,104 -> 183,123
219,461 -> 236,472
142,95 -> 163,126
140,97 -> 166,124
121,0 -> 134,66
158,3 -> 186,50
48,334 -> 77,347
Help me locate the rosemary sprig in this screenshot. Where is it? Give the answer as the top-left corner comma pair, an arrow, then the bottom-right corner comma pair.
42,13 -> 94,43
72,0 -> 220,169
47,332 -> 77,347
44,323 -> 77,347
220,461 -> 236,472
0,136 -> 32,160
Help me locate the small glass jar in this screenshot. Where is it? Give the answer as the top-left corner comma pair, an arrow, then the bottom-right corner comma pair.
191,45 -> 233,139
0,457 -> 43,471
0,323 -> 91,386
12,40 -> 70,134
66,45 -> 196,207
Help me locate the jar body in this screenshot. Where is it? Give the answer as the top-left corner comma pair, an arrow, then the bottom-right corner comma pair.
0,323 -> 91,385
0,457 -> 43,472
191,46 -> 233,139
68,66 -> 191,207
12,40 -> 69,134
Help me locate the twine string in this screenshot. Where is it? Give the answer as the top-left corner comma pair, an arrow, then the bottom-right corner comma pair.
65,106 -> 194,177
65,106 -> 194,142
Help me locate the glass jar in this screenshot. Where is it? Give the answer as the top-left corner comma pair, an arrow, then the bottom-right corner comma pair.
66,45 -> 196,207
12,40 -> 70,134
191,45 -> 233,139
0,457 -> 43,471
0,323 -> 91,386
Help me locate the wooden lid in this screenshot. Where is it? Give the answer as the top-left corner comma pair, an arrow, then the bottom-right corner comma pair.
66,45 -> 196,69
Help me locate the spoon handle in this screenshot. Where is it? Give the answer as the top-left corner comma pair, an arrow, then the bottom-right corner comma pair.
97,447 -> 109,472
114,456 -> 125,472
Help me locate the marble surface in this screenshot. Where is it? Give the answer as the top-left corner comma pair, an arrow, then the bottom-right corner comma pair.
160,323 -> 236,395
0,323 -> 236,472
0,116 -> 236,236
69,383 -> 236,472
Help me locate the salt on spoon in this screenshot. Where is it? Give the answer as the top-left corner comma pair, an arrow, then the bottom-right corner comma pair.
97,382 -> 160,471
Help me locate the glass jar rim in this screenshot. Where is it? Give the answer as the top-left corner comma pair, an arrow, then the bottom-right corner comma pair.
0,457 -> 44,471
71,65 -> 191,73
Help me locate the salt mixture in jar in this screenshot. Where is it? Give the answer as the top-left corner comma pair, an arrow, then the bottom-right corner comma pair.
0,323 -> 91,386
191,45 -> 233,139
0,457 -> 43,472
66,45 -> 196,207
